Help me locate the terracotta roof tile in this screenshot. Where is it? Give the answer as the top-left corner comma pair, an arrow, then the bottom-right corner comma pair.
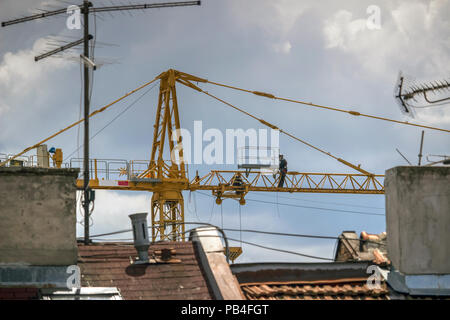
0,288 -> 39,300
77,241 -> 214,300
239,278 -> 390,300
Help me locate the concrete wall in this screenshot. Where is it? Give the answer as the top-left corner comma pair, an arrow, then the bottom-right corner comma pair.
0,167 -> 79,266
385,166 -> 450,275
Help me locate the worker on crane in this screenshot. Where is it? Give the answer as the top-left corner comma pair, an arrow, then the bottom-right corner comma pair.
278,154 -> 287,188
233,173 -> 244,195
48,147 -> 63,168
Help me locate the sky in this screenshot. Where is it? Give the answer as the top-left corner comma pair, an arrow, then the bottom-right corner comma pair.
0,0 -> 449,263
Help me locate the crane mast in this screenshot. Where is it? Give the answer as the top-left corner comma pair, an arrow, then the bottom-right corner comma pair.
148,70 -> 187,241
135,69 -> 210,241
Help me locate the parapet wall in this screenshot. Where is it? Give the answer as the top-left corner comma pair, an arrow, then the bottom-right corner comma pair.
385,166 -> 450,275
0,167 -> 79,266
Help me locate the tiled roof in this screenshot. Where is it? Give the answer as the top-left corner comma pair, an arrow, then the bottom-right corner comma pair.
0,288 -> 39,300
335,231 -> 389,265
240,278 -> 390,300
77,241 -> 214,300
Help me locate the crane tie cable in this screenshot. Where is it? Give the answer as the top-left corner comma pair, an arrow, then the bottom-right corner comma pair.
178,79 -> 373,175
0,75 -> 160,168
205,80 -> 450,134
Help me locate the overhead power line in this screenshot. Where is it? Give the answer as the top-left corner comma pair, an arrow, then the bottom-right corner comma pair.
245,198 -> 384,217
255,192 -> 385,210
88,222 -> 386,246
195,191 -> 384,217
84,222 -> 386,261
86,224 -> 334,261
217,235 -> 334,261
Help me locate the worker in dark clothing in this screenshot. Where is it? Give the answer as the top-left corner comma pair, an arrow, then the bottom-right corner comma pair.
233,173 -> 244,195
278,154 -> 287,188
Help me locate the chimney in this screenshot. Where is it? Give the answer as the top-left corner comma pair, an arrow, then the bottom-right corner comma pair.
129,212 -> 150,264
385,166 -> 450,296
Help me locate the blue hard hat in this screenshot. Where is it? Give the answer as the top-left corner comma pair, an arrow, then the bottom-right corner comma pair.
49,147 -> 56,153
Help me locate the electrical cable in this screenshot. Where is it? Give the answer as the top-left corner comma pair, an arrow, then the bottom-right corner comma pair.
186,190 -> 199,219
184,232 -> 335,262
245,198 -> 384,217
220,202 -> 223,230
84,225 -> 386,262
253,192 -> 385,210
225,236 -> 333,261
207,196 -> 215,223
195,191 -> 384,217
223,228 -> 386,247
77,59 -> 83,159
65,82 -> 157,160
276,192 -> 280,218
83,233 -> 334,261
88,222 -> 386,246
331,236 -> 339,260
77,191 -> 94,227
182,224 -> 334,261
238,203 -> 242,245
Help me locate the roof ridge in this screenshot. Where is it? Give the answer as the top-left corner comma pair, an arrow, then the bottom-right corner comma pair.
240,277 -> 380,286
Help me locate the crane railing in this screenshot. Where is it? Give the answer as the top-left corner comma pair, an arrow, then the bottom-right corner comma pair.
189,170 -> 385,195
73,161 -> 384,194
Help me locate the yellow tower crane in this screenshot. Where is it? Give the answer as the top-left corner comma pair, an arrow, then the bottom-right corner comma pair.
2,69 -> 449,249
80,69 -> 386,242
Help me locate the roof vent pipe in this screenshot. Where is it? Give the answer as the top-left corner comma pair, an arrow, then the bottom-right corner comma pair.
129,212 -> 150,264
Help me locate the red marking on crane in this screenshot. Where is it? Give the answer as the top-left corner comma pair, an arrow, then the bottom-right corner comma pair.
118,181 -> 129,186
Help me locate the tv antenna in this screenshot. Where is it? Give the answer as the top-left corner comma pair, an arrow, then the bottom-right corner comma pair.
394,71 -> 450,118
1,0 -> 201,245
425,154 -> 450,166
395,148 -> 412,166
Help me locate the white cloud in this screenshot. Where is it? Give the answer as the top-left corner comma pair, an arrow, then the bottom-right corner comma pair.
229,0 -> 308,54
0,101 -> 10,117
323,1 -> 450,77
230,0 -> 307,36
0,38 -> 72,114
322,0 -> 450,124
323,10 -> 366,50
273,41 -> 292,54
76,190 -> 151,237
0,38 -> 70,91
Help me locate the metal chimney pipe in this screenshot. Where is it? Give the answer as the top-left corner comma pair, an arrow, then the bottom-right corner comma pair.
129,212 -> 150,264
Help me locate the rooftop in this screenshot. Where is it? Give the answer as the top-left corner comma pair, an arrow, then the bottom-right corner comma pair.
334,231 -> 389,265
231,261 -> 389,300
240,278 -> 389,300
77,241 -> 214,300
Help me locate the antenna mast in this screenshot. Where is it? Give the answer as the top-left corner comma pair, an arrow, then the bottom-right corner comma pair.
1,0 -> 201,245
